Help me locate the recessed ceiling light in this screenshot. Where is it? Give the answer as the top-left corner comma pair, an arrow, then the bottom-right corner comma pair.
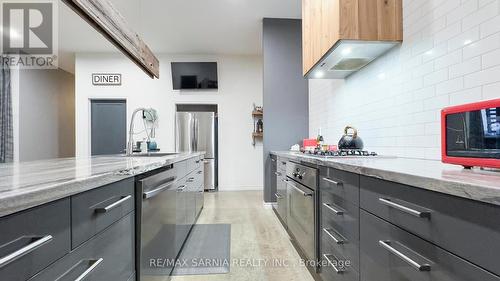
341,48 -> 352,56
377,73 -> 386,80
425,50 -> 433,55
314,71 -> 325,78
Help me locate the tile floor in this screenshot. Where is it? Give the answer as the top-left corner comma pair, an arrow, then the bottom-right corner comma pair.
170,191 -> 315,281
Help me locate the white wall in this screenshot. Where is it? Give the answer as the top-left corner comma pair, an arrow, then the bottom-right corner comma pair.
309,0 -> 500,160
75,53 -> 263,190
15,69 -> 75,162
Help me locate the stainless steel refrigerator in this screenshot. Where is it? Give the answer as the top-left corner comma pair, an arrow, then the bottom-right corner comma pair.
176,112 -> 218,191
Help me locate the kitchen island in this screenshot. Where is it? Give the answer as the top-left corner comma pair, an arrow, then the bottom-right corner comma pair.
0,152 -> 205,281
270,151 -> 500,281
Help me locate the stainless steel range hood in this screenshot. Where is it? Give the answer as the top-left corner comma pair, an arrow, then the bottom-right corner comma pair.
305,40 -> 400,79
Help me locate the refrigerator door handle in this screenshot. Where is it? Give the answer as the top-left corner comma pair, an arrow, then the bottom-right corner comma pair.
195,117 -> 199,151
190,114 -> 195,152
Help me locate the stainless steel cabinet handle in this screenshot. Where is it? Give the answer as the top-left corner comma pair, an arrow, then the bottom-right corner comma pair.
323,254 -> 345,274
197,170 -> 203,174
378,240 -> 431,271
74,258 -> 104,281
0,235 -> 53,268
142,178 -> 177,199
284,180 -> 313,197
95,195 -> 132,213
378,198 -> 431,218
323,203 -> 344,215
271,158 -> 276,162
323,228 -> 346,244
275,193 -> 283,199
187,177 -> 195,182
323,177 -> 342,186
274,172 -> 282,176
177,185 -> 187,191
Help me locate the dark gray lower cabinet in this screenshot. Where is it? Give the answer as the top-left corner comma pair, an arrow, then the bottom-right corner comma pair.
195,165 -> 204,218
175,163 -> 204,258
71,177 -> 135,248
273,160 -> 287,226
175,176 -> 189,257
360,175 -> 500,277
360,210 -> 500,281
29,213 -> 135,281
0,199 -> 70,281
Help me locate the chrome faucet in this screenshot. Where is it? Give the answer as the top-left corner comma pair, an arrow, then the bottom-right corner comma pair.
126,108 -> 148,156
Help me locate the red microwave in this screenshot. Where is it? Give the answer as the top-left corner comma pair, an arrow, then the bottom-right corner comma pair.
441,98 -> 500,169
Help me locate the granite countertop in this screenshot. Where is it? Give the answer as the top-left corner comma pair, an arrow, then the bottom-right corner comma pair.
0,152 -> 204,217
271,151 -> 500,206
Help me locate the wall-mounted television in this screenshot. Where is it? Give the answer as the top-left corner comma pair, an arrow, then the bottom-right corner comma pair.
171,62 -> 218,90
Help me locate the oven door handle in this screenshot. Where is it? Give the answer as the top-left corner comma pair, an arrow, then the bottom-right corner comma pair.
284,179 -> 313,197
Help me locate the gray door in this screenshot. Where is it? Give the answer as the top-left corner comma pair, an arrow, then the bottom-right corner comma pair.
91,100 -> 126,156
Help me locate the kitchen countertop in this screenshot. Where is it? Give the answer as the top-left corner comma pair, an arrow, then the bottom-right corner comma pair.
271,151 -> 500,206
0,152 -> 204,217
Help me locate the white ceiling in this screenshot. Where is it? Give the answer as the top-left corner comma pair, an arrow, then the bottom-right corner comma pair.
58,0 -> 302,72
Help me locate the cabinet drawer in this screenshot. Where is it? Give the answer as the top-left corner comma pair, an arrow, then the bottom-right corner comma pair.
360,175 -> 500,276
187,157 -> 201,173
320,167 -> 359,206
321,229 -> 359,272
321,194 -> 359,244
191,165 -> 204,188
71,178 -> 134,248
0,199 -> 70,281
360,210 -> 500,281
175,159 -> 187,179
320,251 -> 359,281
30,213 -> 135,281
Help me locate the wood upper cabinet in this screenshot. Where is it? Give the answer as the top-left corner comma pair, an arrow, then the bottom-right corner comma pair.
302,0 -> 403,75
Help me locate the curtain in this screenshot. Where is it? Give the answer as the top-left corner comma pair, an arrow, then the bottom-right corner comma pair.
0,60 -> 13,163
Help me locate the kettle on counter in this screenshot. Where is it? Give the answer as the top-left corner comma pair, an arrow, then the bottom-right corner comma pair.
338,126 -> 364,150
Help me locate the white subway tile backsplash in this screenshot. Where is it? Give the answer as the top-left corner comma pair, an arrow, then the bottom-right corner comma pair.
462,0 -> 499,30
434,22 -> 462,44
463,33 -> 500,59
482,81 -> 500,99
449,56 -> 481,78
436,77 -> 464,95
449,87 -> 483,105
446,0 -> 478,25
424,68 -> 449,86
447,26 -> 479,52
309,0 -> 500,160
464,64 -> 500,87
434,49 -> 462,69
482,48 -> 500,68
480,14 -> 500,38
423,94 -> 450,110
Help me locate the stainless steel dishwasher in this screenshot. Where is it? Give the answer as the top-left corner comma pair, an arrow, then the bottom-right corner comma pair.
137,165 -> 178,280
